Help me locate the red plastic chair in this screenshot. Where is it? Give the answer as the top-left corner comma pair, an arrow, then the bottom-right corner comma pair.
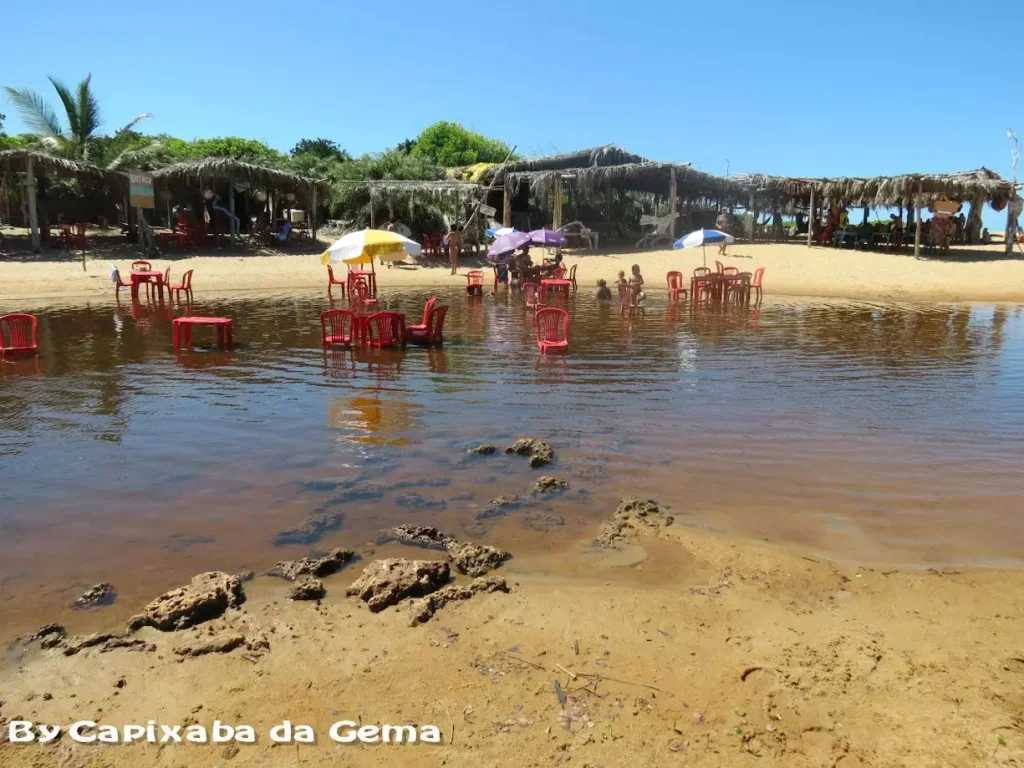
722,266 -> 739,276
366,311 -> 404,348
524,282 -> 544,312
320,309 -> 356,347
131,260 -> 152,272
551,266 -> 567,280
618,283 -> 644,317
691,267 -> 714,303
351,278 -> 378,310
535,307 -> 569,353
566,264 -> 578,293
750,267 -> 765,303
406,304 -> 448,346
465,269 -> 485,296
714,260 -> 724,274
169,269 -> 194,302
0,313 -> 39,357
667,271 -> 688,302
405,297 -> 437,335
326,264 -> 347,300
113,266 -> 133,299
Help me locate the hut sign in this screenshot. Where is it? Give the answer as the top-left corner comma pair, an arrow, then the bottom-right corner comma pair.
478,204 -> 497,217
129,172 -> 155,209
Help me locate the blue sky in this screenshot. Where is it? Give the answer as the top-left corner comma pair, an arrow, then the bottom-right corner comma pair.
3,0 -> 1021,226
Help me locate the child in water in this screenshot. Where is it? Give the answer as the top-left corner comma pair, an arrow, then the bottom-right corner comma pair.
596,278 -> 612,300
629,264 -> 646,303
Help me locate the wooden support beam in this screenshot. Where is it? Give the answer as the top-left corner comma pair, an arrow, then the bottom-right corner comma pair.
502,181 -> 512,227
25,155 -> 40,252
913,182 -> 922,256
553,175 -> 563,230
229,183 -> 236,246
806,186 -> 815,247
311,184 -> 318,241
748,193 -> 756,242
369,189 -> 376,229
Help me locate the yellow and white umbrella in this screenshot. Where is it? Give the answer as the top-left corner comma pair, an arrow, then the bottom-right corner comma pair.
320,228 -> 422,265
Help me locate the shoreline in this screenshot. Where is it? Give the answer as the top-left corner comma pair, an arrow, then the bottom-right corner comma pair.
2,498 -> 1023,766
1,241 -> 1023,308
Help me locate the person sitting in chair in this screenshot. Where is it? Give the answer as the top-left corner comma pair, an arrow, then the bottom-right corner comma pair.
272,220 -> 292,243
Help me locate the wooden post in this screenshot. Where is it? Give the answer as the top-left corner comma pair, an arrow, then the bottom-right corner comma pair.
502,180 -> 512,227
807,186 -> 815,247
311,183 -> 318,241
25,155 -> 40,252
553,174 -> 563,230
669,166 -> 678,240
748,193 -> 756,242
369,189 -> 376,229
136,207 -> 143,249
228,183 -> 236,246
913,182 -> 923,256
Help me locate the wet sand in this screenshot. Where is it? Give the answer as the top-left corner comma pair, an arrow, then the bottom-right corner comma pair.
2,240 -> 1024,307
3,512 -> 1023,767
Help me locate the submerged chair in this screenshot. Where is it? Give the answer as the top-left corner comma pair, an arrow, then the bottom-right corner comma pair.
750,267 -> 765,304
168,269 -> 194,302
523,282 -> 544,312
406,304 -> 448,346
618,282 -> 644,317
465,269 -> 485,296
112,265 -> 133,299
351,277 -> 378,311
326,264 -> 347,300
320,309 -> 356,347
714,260 -> 724,274
492,264 -> 510,292
691,267 -> 713,303
535,307 -> 569,353
367,311 -> 405,348
405,298 -> 437,335
667,270 -> 688,302
566,264 -> 578,293
0,313 -> 39,357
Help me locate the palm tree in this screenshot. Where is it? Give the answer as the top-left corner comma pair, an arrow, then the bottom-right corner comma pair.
4,74 -> 161,169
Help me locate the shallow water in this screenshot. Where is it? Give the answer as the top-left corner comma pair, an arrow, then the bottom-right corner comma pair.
2,289 -> 1023,634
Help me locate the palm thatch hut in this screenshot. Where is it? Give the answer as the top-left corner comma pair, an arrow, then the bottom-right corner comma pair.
331,178 -> 483,229
151,158 -> 329,241
0,149 -> 127,251
735,168 -> 1017,253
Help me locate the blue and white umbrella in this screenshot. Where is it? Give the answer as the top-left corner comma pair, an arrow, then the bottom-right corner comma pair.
673,228 -> 735,266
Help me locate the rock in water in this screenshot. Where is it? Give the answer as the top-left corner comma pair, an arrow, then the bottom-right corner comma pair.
287,577 -> 326,601
346,559 -> 450,613
126,572 -> 245,632
377,524 -> 457,550
594,497 -> 674,547
504,438 -> 554,467
534,476 -> 568,493
274,511 -> 345,546
72,583 -> 116,610
407,576 -> 510,626
268,548 -> 355,580
469,444 -> 497,455
447,542 -> 512,577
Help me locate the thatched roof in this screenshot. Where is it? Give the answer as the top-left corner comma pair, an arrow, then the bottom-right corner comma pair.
469,144 -> 648,186
507,161 -> 748,204
0,149 -> 126,184
151,158 -> 328,196
335,179 -> 482,196
735,168 -> 1015,207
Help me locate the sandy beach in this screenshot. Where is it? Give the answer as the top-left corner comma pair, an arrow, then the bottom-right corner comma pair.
2,490 -> 1023,767
1,240 -> 1023,308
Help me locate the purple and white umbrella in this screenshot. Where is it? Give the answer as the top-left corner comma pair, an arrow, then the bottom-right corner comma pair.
487,231 -> 531,261
528,228 -> 568,247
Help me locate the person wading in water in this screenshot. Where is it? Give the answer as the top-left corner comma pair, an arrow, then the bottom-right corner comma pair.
448,226 -> 462,276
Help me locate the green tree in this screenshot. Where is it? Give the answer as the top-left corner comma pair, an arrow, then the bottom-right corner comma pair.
291,138 -> 350,162
3,74 -> 160,168
410,121 -> 513,166
160,136 -> 286,165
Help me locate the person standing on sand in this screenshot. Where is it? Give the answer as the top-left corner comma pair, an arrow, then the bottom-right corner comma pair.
715,208 -> 731,255
890,214 -> 904,249
448,226 -> 462,275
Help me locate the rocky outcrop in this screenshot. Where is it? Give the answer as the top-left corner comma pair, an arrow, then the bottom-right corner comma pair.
268,548 -> 355,581
594,498 -> 674,547
447,542 -> 512,577
30,624 -> 67,649
274,511 -> 346,546
72,583 -> 116,610
505,438 -> 554,468
173,632 -> 246,658
287,577 -> 326,601
346,559 -> 450,613
377,524 -> 456,550
408,577 -> 510,626
126,572 -> 245,632
534,476 -> 568,493
469,444 -> 497,455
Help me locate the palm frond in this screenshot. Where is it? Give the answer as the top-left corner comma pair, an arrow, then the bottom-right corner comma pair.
47,77 -> 80,139
115,112 -> 153,136
3,87 -> 63,138
106,140 -> 164,171
76,74 -> 100,139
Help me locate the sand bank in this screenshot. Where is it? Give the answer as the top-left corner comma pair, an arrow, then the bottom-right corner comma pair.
1,241 -> 1023,308
2,502 -> 1023,767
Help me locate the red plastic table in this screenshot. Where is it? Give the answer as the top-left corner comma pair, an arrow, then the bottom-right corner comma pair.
131,270 -> 165,301
540,278 -> 571,301
172,316 -> 233,349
